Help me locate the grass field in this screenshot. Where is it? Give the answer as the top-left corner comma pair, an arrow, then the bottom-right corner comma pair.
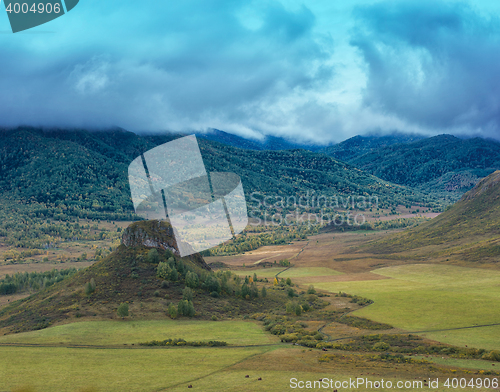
0,320 -> 277,391
231,267 -> 343,279
1,344 -> 495,392
0,319 -> 276,346
313,264 -> 500,349
416,355 -> 500,371
0,345 -> 269,392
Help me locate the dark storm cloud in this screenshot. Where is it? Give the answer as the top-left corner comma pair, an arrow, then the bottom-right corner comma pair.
351,1 -> 500,138
0,1 -> 333,136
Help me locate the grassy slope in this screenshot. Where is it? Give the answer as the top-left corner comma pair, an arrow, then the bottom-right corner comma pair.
0,237 -> 286,333
365,170 -> 500,263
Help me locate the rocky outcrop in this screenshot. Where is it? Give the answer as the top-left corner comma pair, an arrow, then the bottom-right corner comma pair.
121,220 -> 211,271
122,220 -> 178,254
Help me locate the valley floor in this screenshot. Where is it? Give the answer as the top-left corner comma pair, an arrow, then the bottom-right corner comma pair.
1,230 -> 499,391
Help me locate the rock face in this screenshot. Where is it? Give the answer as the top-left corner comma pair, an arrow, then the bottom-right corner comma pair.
122,220 -> 178,254
121,220 -> 211,271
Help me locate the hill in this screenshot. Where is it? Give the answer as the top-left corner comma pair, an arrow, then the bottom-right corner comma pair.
322,133 -> 424,162
0,220 -> 286,333
341,135 -> 500,195
365,170 -> 500,264
0,127 -> 436,223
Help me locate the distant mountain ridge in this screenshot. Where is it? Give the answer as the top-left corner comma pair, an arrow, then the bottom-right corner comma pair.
332,134 -> 500,195
197,129 -> 325,151
199,131 -> 500,196
321,133 -> 425,161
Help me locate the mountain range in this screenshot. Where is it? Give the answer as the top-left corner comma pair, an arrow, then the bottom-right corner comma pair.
0,127 -> 430,223
200,130 -> 500,196
2,126 -> 499,227
321,133 -> 425,161
328,134 -> 500,195
197,129 -> 325,151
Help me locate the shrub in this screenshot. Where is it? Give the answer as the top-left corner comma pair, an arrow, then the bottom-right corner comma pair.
178,300 -> 195,317
307,285 -> 316,294
169,267 -> 178,281
306,294 -> 318,302
287,288 -> 296,298
154,290 -> 160,297
241,283 -> 251,299
286,278 -> 292,286
482,350 -> 500,362
84,279 -> 96,296
117,303 -> 129,318
147,248 -> 159,264
373,342 -> 390,351
185,271 -> 199,288
261,286 -> 267,298
157,262 -> 171,280
140,338 -> 226,347
250,283 -> 259,298
210,291 -> 219,298
211,315 -> 218,321
168,303 -> 177,319
204,276 -> 221,293
182,287 -> 193,301
186,300 -> 195,317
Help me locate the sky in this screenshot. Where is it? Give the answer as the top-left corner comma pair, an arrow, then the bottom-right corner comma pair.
1,0 -> 500,144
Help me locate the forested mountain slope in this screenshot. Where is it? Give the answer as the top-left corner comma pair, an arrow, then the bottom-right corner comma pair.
343,135 -> 500,194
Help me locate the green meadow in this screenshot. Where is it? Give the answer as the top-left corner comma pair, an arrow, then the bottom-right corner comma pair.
0,320 -> 277,391
0,319 -> 275,346
416,355 -> 500,371
0,266 -> 498,391
0,344 -> 494,392
313,264 -> 500,349
0,345 -> 269,392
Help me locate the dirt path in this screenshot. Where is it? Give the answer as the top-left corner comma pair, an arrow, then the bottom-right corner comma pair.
275,241 -> 309,278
